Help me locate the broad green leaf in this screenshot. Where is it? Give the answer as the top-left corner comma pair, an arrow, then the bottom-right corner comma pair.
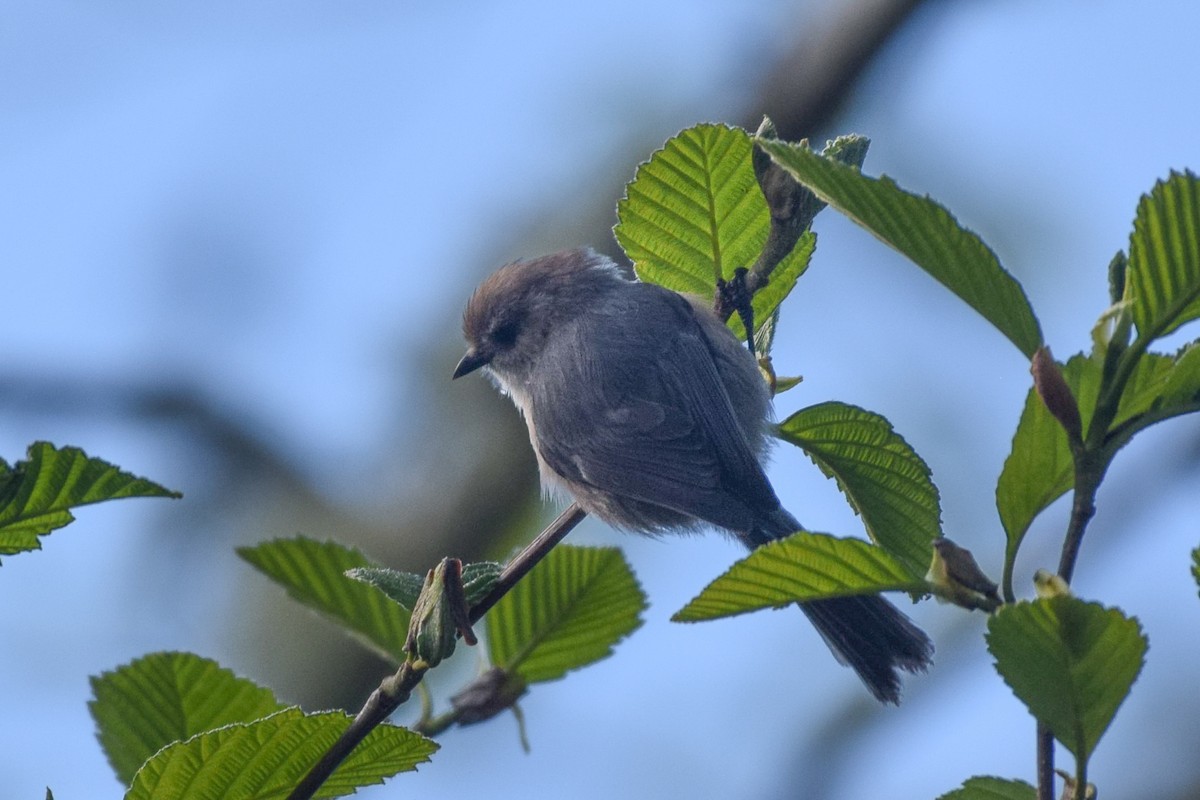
238,538 -> 410,663
615,123 -> 783,289
90,652 -> 285,785
998,354 -> 1108,572
486,546 -> 645,683
348,561 -> 502,610
936,776 -> 1037,800
1115,351 -> 1177,423
0,442 -> 179,561
986,597 -> 1146,761
778,401 -> 940,577
673,532 -> 926,623
125,708 -> 437,800
997,377 -> 1076,566
1127,171 -> 1200,343
614,123 -> 814,338
1101,344 -> 1200,451
757,138 -> 1043,358
998,350 -> 1186,572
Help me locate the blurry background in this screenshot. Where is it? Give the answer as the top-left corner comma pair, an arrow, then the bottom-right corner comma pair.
3,1 -> 1199,797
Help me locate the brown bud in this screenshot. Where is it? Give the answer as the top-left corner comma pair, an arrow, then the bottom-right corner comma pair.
1031,346 -> 1082,443
450,667 -> 528,725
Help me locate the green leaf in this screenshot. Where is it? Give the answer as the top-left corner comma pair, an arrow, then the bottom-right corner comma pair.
997,356 -> 1096,564
615,123 -> 778,289
936,776 -> 1037,800
1127,170 -> 1200,343
756,138 -> 1043,358
1108,250 -> 1129,305
997,384 -> 1072,574
1115,351 -> 1178,423
1157,340 -> 1200,408
0,442 -> 180,561
673,532 -> 926,623
986,597 -> 1146,761
821,133 -> 871,171
777,401 -> 940,577
1096,342 -> 1200,454
998,350 -> 1187,579
125,708 -> 437,800
89,652 -> 285,786
348,561 -> 503,610
1192,546 -> 1200,599
237,537 -> 411,663
486,546 -> 645,684
614,123 -> 813,338
753,308 -> 781,359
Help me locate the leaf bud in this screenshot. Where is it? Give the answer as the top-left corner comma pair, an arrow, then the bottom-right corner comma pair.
1031,347 -> 1083,443
404,558 -> 475,668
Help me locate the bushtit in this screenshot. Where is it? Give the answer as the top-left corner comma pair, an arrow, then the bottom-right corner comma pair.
454,248 -> 932,702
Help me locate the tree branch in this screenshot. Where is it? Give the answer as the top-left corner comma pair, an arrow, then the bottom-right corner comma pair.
285,503 -> 588,800
743,0 -> 927,141
469,503 -> 588,623
1036,445 -> 1108,800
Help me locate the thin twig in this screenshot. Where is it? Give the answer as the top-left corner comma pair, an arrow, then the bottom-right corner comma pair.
744,0 -> 926,141
1057,461 -> 1100,584
469,503 -> 588,623
1036,723 -> 1056,800
285,660 -> 427,800
1036,454 -> 1104,800
286,502 -> 588,800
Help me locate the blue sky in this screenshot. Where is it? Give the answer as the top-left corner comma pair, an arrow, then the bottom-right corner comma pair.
3,2 -> 1199,798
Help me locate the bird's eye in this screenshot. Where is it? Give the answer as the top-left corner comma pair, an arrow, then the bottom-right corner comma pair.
491,319 -> 521,347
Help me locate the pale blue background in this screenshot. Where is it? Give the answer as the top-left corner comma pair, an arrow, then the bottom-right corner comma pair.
3,2 -> 1199,798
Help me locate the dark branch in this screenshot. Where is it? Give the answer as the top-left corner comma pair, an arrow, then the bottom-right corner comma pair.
286,503 -> 588,800
743,0 -> 927,141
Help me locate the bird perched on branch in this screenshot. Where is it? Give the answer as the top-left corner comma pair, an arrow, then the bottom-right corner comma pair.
454,248 -> 932,702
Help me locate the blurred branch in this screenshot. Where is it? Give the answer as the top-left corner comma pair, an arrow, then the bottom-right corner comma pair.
0,368 -> 532,560
0,372 -> 318,493
0,366 -> 539,708
743,0 -> 929,140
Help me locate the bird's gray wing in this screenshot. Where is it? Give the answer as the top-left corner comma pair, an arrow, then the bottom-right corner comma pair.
531,291 -> 780,532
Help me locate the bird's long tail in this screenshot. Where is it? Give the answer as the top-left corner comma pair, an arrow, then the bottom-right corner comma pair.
749,507 -> 933,704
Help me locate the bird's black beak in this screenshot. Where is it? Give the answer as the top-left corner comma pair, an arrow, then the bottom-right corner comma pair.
452,348 -> 489,379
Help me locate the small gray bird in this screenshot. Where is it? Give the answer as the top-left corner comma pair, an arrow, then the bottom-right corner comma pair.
454,248 -> 932,703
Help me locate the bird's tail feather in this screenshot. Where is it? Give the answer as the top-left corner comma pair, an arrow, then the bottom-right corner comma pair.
750,507 -> 933,704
